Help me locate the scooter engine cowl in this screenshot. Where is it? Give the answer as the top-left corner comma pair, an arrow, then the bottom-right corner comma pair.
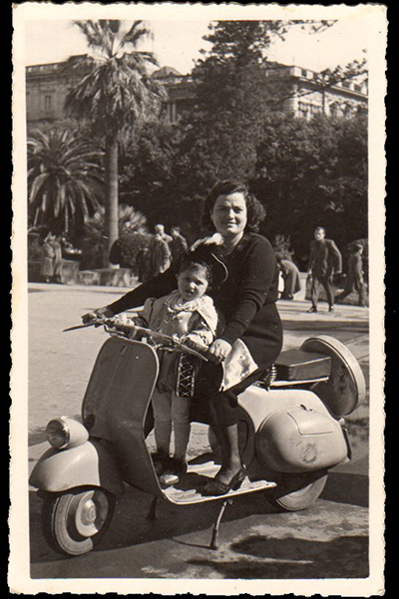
255,405 -> 348,473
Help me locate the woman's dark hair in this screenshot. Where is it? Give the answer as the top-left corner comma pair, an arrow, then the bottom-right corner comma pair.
201,180 -> 266,233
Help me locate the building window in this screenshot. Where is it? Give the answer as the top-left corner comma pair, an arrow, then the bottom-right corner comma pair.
301,69 -> 307,78
44,95 -> 53,113
298,102 -> 309,118
310,104 -> 322,116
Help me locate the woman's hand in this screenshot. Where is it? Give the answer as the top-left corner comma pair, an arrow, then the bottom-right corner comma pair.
81,306 -> 115,324
207,338 -> 232,364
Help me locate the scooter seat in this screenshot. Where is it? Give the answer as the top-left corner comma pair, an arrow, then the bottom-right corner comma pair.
274,349 -> 331,382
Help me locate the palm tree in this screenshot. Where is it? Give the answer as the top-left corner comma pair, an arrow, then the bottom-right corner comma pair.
64,19 -> 165,265
27,126 -> 104,238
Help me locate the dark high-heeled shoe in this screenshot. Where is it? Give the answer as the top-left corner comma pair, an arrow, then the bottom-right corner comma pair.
202,467 -> 247,496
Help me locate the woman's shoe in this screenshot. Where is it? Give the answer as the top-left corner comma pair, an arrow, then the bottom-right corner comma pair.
202,467 -> 247,496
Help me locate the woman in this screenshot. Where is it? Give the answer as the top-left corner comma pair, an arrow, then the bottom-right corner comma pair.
276,253 -> 302,300
83,180 -> 283,495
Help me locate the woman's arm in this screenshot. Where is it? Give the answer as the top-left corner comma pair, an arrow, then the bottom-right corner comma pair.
107,268 -> 176,315
82,268 -> 177,322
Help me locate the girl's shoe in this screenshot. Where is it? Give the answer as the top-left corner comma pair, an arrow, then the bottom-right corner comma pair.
151,450 -> 169,475
159,457 -> 187,487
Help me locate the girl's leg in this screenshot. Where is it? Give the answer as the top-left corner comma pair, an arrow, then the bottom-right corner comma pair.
151,389 -> 172,455
171,393 -> 191,461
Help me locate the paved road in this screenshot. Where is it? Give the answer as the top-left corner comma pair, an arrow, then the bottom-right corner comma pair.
26,283 -> 370,581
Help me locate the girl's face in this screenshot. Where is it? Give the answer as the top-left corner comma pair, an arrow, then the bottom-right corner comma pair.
210,192 -> 248,239
177,267 -> 209,301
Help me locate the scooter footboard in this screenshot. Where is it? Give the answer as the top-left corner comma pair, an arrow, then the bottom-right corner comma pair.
29,439 -> 125,496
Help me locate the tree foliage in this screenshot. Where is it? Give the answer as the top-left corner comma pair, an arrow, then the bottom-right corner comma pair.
27,125 -> 103,239
251,112 -> 368,266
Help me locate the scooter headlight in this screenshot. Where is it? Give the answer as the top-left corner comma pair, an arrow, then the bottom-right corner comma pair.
46,417 -> 89,449
46,418 -> 70,449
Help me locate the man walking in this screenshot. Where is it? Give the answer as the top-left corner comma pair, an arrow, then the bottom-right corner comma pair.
336,243 -> 366,307
170,226 -> 188,263
307,226 -> 342,313
148,224 -> 172,279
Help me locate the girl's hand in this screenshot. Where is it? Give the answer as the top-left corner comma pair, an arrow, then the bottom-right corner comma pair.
207,338 -> 232,364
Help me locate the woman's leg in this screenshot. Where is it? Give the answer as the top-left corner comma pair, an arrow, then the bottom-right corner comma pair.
201,367 -> 263,485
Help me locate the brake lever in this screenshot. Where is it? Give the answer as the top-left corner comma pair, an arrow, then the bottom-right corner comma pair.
63,320 -> 104,332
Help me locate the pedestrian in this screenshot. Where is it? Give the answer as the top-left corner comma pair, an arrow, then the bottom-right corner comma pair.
148,225 -> 172,278
41,232 -> 56,283
51,235 -> 63,284
307,226 -> 342,312
170,226 -> 188,263
156,223 -> 173,245
276,254 -> 301,300
116,248 -> 225,486
336,243 -> 366,306
136,246 -> 151,283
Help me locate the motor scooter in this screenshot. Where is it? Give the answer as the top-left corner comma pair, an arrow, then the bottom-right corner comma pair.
29,317 -> 366,557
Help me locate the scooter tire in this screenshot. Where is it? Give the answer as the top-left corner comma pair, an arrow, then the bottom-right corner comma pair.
265,471 -> 328,512
41,486 -> 116,557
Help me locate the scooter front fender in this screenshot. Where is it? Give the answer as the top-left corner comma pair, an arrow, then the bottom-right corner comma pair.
29,439 -> 125,496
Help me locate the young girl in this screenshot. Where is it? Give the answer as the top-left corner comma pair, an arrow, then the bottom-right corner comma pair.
128,247 -> 227,485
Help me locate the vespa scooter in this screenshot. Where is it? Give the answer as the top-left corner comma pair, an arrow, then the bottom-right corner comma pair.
29,318 -> 366,556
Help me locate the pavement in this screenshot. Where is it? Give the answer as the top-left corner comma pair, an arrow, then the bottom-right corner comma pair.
24,282 -> 372,583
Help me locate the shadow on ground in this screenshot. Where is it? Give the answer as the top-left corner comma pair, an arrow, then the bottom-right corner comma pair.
321,472 -> 368,507
187,534 -> 369,579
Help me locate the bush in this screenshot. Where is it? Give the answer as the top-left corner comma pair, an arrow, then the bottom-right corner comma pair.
110,232 -> 152,273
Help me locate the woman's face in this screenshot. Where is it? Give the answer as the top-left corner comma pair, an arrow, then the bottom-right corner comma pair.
210,192 -> 248,239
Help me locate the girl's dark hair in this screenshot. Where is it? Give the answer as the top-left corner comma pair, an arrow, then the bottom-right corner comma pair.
201,180 -> 266,233
177,259 -> 212,284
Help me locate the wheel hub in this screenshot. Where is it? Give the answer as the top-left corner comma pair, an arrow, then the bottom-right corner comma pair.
73,490 -> 109,538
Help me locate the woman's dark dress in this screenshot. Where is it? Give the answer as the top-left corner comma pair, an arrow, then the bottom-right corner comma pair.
107,233 -> 283,425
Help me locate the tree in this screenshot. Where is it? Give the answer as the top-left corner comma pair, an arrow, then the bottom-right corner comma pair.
175,21 -> 290,197
64,19 -> 165,264
251,112 -> 368,266
118,119 -> 183,228
172,20 -> 367,221
27,125 -> 103,239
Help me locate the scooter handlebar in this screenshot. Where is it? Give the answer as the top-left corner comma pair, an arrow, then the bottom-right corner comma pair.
67,317 -> 209,362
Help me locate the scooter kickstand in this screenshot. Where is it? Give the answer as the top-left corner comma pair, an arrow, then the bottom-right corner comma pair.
209,499 -> 233,550
147,496 -> 158,521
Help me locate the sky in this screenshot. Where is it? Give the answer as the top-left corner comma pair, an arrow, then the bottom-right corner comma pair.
24,16 -> 371,76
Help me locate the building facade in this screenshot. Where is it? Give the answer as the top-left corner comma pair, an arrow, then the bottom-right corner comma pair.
26,58 -> 368,124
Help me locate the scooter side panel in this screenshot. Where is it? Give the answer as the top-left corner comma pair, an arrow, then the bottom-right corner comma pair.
82,337 -> 163,496
238,386 -> 348,473
238,386 -> 332,432
29,439 -> 125,496
256,408 -> 348,473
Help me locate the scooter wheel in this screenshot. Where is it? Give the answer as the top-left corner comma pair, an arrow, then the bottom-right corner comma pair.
42,487 -> 116,556
265,471 -> 328,512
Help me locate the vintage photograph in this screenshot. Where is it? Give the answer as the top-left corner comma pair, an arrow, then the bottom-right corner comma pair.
11,3 -> 386,594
